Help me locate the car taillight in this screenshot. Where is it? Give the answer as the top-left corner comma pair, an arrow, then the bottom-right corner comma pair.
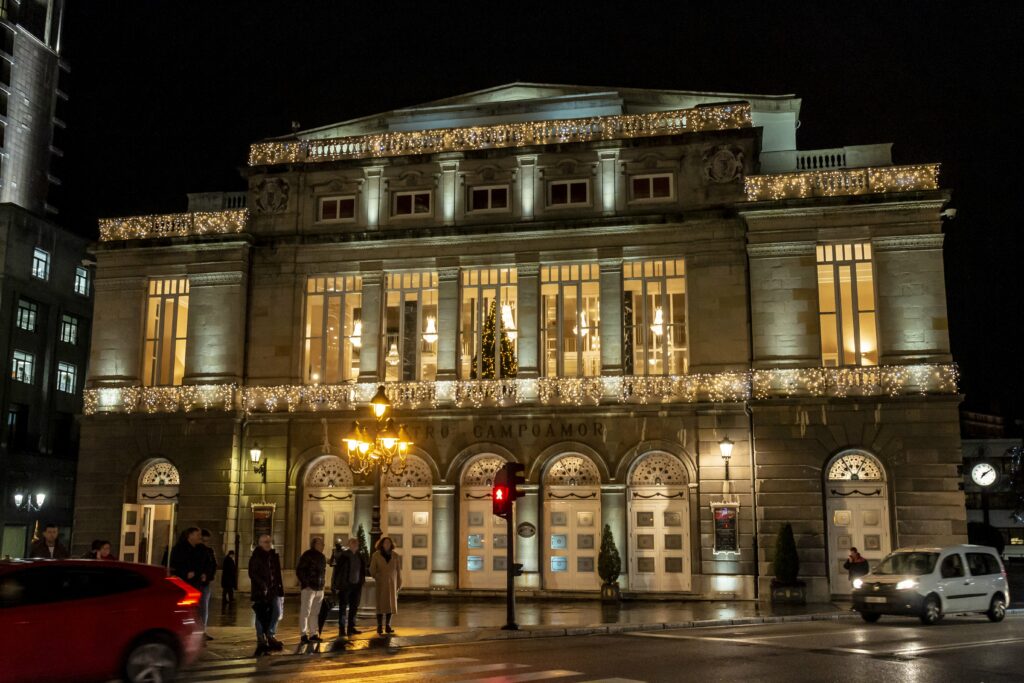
166,575 -> 201,607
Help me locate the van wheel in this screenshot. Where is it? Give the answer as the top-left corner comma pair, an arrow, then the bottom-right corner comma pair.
123,636 -> 179,683
987,594 -> 1006,623
861,612 -> 881,623
920,595 -> 942,626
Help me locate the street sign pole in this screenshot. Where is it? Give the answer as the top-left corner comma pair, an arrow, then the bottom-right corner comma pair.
502,501 -> 518,630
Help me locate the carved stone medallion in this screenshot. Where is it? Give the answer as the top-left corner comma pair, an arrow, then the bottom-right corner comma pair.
703,145 -> 745,184
254,177 -> 290,213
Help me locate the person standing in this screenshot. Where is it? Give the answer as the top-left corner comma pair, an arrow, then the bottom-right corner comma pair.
843,547 -> 871,583
369,536 -> 402,636
29,523 -> 69,559
249,534 -> 284,655
296,537 -> 328,644
221,550 -> 238,605
169,528 -> 205,591
198,530 -> 218,640
331,537 -> 366,637
83,540 -> 115,560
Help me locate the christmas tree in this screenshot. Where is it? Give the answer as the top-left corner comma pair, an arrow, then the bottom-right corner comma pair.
356,523 -> 371,570
472,300 -> 517,379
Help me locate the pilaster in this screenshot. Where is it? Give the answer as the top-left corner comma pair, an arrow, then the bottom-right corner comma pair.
598,257 -> 624,376
515,260 -> 540,378
356,268 -> 383,382
435,264 -> 460,381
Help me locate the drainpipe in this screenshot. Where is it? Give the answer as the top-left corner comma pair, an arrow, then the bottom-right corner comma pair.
743,230 -> 760,600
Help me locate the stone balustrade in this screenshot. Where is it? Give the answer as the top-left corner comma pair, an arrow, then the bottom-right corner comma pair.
744,164 -> 940,201
98,208 -> 249,242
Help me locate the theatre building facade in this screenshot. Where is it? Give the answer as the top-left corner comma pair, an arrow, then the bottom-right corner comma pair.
72,84 -> 965,601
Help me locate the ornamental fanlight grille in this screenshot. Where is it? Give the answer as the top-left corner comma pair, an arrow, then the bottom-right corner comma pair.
545,454 -> 601,487
306,457 -> 354,489
629,452 -> 687,487
461,456 -> 507,488
827,453 -> 883,481
140,461 -> 180,486
384,455 -> 433,488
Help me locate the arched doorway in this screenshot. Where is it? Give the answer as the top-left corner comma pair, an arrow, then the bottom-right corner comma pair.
628,452 -> 691,592
825,451 -> 892,595
302,456 -> 355,553
382,454 -> 434,589
459,455 -> 509,590
543,454 -> 601,591
121,460 -> 179,565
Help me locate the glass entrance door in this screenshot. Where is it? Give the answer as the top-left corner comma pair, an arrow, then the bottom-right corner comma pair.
628,492 -> 690,592
544,495 -> 600,591
460,494 -> 508,589
383,490 -> 432,588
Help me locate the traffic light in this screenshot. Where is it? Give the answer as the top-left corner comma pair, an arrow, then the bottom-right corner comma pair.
492,468 -> 512,518
511,562 -> 524,577
506,462 -> 526,501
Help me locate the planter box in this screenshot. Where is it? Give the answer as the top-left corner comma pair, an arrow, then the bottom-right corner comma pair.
770,580 -> 806,605
601,582 -> 621,603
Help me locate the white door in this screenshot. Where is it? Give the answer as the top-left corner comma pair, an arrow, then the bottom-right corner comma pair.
629,490 -> 691,592
302,495 -> 355,551
544,493 -> 600,591
460,493 -> 509,589
120,504 -> 142,562
826,491 -> 891,595
384,489 -> 432,588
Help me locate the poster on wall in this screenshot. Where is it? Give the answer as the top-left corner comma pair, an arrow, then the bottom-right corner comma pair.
252,504 -> 275,546
712,503 -> 739,555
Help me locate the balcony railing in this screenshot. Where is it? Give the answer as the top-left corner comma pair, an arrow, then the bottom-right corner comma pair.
248,102 -> 753,166
744,164 -> 940,202
98,208 -> 249,242
82,363 -> 957,415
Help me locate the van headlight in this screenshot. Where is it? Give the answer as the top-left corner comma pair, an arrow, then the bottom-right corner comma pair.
853,578 -> 864,589
896,579 -> 918,591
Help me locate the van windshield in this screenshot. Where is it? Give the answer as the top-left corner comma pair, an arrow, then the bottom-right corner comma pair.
875,552 -> 939,576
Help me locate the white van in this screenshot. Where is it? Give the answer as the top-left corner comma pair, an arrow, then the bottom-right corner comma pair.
851,544 -> 1009,625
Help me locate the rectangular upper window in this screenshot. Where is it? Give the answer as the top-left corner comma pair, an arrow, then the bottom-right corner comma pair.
32,248 -> 50,281
468,186 -> 509,213
303,275 -> 363,384
548,180 -> 589,208
60,315 -> 79,345
11,350 -> 34,384
384,271 -> 439,381
630,174 -> 674,202
623,259 -> 687,376
16,299 -> 38,332
56,362 -> 77,394
74,266 -> 91,296
540,263 -> 601,377
318,196 -> 356,223
143,278 -> 190,386
460,268 -> 518,380
393,191 -> 432,217
817,243 -> 877,367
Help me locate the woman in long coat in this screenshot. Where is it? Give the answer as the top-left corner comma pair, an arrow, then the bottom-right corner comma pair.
369,536 -> 402,635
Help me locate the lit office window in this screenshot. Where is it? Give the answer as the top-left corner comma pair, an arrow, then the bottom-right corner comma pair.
384,272 -> 438,381
32,248 -> 50,280
817,243 -> 878,366
56,362 -> 77,394
460,268 -> 518,379
540,264 -> 600,377
623,259 -> 687,375
11,350 -> 35,384
304,276 -> 362,384
74,266 -> 91,296
60,315 -> 79,344
143,278 -> 190,386
16,300 -> 38,332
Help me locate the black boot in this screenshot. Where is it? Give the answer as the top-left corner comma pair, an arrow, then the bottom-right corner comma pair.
385,613 -> 395,634
376,614 -> 384,636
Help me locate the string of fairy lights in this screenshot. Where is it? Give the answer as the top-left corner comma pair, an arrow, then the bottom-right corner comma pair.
744,164 -> 940,202
98,209 -> 249,242
82,364 -> 958,415
248,103 -> 753,166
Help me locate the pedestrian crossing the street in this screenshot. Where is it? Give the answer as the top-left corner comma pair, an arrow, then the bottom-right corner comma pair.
184,649 -> 648,682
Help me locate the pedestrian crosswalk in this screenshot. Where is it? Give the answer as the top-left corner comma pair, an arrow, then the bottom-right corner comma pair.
184,649 -> 645,682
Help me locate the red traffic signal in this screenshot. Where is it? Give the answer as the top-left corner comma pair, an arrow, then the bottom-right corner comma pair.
492,468 -> 512,518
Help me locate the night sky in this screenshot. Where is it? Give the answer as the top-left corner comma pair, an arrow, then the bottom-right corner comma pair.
57,2 -> 1023,428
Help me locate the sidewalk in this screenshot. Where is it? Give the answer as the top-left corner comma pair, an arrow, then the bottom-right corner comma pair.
203,596 -> 854,660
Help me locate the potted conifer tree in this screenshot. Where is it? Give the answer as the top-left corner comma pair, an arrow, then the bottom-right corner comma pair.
770,522 -> 806,604
598,524 -> 622,602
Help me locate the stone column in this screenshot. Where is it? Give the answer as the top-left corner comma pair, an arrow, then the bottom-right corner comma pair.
357,268 -> 383,382
183,270 -> 248,385
88,275 -> 147,385
515,261 -> 540,379
363,166 -> 384,229
599,257 -> 624,376
516,155 -> 538,221
431,486 -> 457,588
435,265 -> 460,381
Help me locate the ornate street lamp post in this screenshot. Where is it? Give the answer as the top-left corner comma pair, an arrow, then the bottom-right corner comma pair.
342,385 -> 413,548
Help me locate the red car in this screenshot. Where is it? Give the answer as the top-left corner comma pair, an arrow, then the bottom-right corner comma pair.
0,559 -> 204,682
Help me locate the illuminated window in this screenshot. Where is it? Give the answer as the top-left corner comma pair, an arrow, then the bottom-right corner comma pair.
817,243 -> 878,367
32,248 -> 50,280
384,272 -> 438,381
318,196 -> 356,223
623,259 -> 687,375
60,315 -> 79,345
143,278 -> 190,386
11,350 -> 34,384
541,264 -> 600,377
74,266 -> 91,296
56,362 -> 77,394
393,191 -> 432,217
15,300 -> 37,332
460,268 -> 518,379
303,276 -> 362,384
630,174 -> 674,202
548,180 -> 589,207
468,186 -> 509,213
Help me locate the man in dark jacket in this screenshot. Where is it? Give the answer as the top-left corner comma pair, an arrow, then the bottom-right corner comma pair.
28,523 -> 70,559
198,529 -> 218,639
843,547 -> 871,584
296,537 -> 327,643
331,537 -> 366,636
249,534 -> 284,655
221,550 -> 238,605
169,527 -> 205,589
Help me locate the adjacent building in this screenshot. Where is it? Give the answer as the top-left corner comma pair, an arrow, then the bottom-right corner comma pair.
74,83 -> 964,601
961,411 -> 1024,556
